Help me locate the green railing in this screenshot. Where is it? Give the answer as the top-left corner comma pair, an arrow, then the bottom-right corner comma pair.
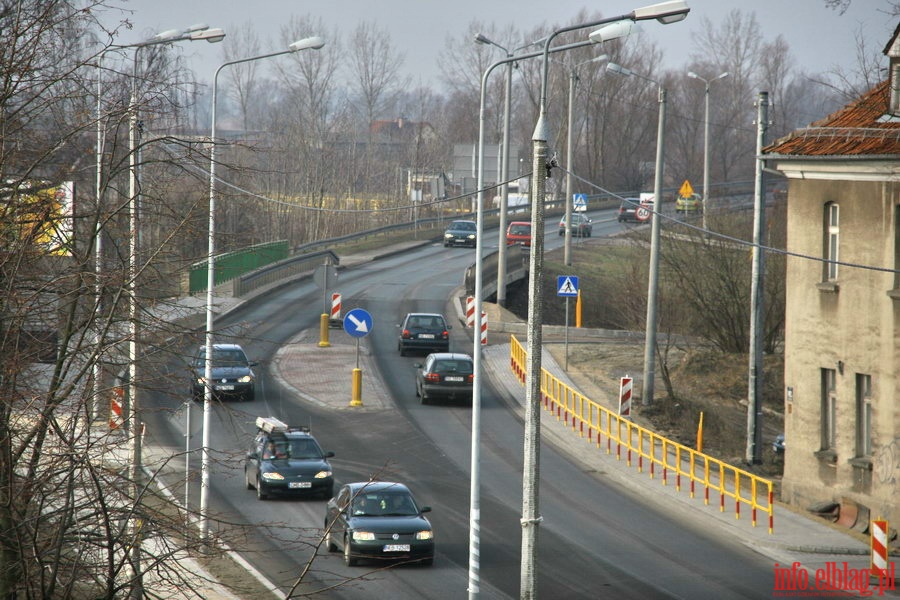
189,240 -> 289,294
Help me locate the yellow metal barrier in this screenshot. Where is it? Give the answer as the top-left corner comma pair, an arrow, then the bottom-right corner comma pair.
509,334 -> 774,534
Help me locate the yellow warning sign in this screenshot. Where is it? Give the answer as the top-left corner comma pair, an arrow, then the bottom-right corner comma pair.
679,180 -> 694,198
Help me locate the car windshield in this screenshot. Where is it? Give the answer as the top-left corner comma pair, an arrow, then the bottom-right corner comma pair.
197,348 -> 247,366
509,225 -> 530,235
432,360 -> 472,375
262,438 -> 322,460
351,492 -> 419,516
407,316 -> 444,329
451,221 -> 474,231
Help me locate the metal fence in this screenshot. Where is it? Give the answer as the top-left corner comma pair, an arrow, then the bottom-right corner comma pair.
509,334 -> 775,533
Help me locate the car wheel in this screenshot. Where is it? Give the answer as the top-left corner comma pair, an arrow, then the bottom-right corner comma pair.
325,523 -> 339,552
421,393 -> 430,406
343,535 -> 357,566
415,380 -> 420,397
245,468 -> 253,490
256,477 -> 268,501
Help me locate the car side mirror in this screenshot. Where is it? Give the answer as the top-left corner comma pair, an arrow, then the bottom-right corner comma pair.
247,451 -> 257,460
446,324 -> 452,330
325,451 -> 335,458
413,363 -> 423,368
249,361 -> 258,367
420,506 -> 432,513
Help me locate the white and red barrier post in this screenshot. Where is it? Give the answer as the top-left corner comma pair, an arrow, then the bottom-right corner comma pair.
331,292 -> 342,321
480,311 -> 488,345
871,519 -> 890,578
109,386 -> 124,429
466,296 -> 475,327
618,375 -> 632,418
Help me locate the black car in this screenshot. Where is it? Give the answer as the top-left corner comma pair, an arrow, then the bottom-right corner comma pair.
244,417 -> 335,500
324,481 -> 434,566
191,343 -> 256,401
443,219 -> 477,248
558,213 -> 593,237
414,352 -> 474,405
397,312 -> 451,356
616,198 -> 642,222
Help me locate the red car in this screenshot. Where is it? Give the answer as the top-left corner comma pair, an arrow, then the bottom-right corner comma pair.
506,221 -> 532,246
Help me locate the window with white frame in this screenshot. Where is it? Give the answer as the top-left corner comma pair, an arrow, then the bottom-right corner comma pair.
821,368 -> 837,451
893,205 -> 900,289
824,202 -> 839,282
855,374 -> 872,458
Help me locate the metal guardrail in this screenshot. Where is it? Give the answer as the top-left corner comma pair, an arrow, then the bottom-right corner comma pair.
231,249 -> 340,297
509,334 -> 775,533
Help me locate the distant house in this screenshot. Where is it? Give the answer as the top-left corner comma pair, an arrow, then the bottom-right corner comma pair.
763,27 -> 900,526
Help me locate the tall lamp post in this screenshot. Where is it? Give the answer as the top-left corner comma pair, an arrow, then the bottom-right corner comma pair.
123,24 -> 225,599
606,61 -> 668,408
563,53 -> 608,266
200,36 -> 325,542
687,70 -> 728,230
473,34 -> 543,307
523,4 -> 688,597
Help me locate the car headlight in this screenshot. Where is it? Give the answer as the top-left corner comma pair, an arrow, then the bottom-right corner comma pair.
238,375 -> 253,383
314,470 -> 332,479
415,530 -> 433,540
444,233 -> 452,238
261,472 -> 284,481
467,234 -> 475,239
352,531 -> 375,541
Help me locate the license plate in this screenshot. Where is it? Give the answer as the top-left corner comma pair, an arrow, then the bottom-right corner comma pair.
445,376 -> 464,382
383,544 -> 410,552
214,385 -> 234,391
419,334 -> 435,339
288,481 -> 312,489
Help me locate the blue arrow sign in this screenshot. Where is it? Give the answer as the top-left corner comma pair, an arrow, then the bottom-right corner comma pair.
557,275 -> 579,297
343,308 -> 373,338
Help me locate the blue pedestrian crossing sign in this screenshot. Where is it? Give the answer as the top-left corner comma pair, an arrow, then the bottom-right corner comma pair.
343,308 -> 373,338
557,275 -> 579,297
573,193 -> 587,212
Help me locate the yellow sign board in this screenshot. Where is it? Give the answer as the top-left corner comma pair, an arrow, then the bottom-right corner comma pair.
678,180 -> 694,198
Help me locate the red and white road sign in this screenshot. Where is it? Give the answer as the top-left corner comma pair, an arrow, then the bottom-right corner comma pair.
466,296 -> 475,327
636,203 -> 652,222
331,293 -> 342,320
480,311 -> 488,345
618,375 -> 633,417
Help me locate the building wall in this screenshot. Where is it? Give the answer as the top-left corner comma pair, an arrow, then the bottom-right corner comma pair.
780,173 -> 899,525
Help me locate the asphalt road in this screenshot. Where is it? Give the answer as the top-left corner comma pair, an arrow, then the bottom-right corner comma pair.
142,208 -> 779,599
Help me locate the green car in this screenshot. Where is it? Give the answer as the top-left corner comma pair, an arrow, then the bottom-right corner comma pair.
676,193 -> 703,213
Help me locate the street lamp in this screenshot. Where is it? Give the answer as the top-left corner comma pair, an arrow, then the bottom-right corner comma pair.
606,61 -> 667,408
473,34 -> 544,307
121,25 -> 224,598
523,4 -> 688,597
200,35 -> 325,543
563,53 -> 608,266
687,70 -> 728,230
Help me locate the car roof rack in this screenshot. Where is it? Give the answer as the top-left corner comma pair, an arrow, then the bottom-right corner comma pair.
255,416 -> 310,434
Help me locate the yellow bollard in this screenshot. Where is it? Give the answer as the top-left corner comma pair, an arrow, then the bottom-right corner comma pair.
696,411 -> 704,452
318,313 -> 331,347
350,367 -> 363,407
576,289 -> 582,328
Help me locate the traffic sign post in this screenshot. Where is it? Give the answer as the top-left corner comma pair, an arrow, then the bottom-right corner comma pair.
557,276 -> 579,369
342,308 -> 372,407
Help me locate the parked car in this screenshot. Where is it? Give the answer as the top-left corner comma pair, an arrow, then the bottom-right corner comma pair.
443,219 -> 477,248
414,352 -> 474,405
397,312 -> 451,356
325,481 -> 434,566
506,221 -> 532,246
190,343 -> 256,402
558,213 -> 593,237
675,193 -> 702,213
244,417 -> 335,500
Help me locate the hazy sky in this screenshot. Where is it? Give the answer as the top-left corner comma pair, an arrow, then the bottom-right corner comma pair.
109,0 -> 892,86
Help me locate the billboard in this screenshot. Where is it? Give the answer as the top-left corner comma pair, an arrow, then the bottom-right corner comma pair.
5,180 -> 74,256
